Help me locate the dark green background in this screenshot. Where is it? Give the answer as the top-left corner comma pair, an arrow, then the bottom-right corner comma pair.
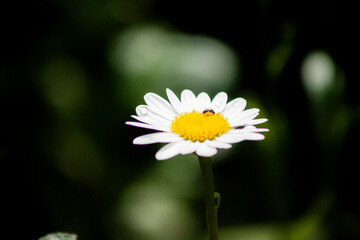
2,0 -> 359,239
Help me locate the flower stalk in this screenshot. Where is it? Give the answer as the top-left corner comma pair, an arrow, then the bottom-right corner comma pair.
198,156 -> 219,240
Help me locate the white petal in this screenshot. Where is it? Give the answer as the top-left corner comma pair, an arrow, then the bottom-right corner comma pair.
211,92 -> 228,113
228,108 -> 260,127
222,97 -> 247,116
217,130 -> 266,143
155,141 -> 183,160
245,118 -> 268,126
207,140 -> 232,149
229,108 -> 259,120
144,92 -> 177,121
243,125 -> 269,132
230,126 -> 269,133
196,92 -> 211,112
179,141 -> 200,155
216,132 -> 246,144
243,132 -> 265,141
125,121 -> 169,132
196,141 -> 218,157
181,89 -> 197,113
134,105 -> 172,126
166,88 -> 184,114
131,115 -> 170,130
133,132 -> 182,145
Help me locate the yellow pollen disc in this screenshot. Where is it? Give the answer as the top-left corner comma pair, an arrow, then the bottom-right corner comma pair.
171,110 -> 230,142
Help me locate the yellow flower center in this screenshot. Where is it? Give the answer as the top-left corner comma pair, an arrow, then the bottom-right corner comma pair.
171,110 -> 230,142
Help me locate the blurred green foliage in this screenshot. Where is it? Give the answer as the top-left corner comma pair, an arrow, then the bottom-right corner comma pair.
2,0 -> 359,240
39,233 -> 77,240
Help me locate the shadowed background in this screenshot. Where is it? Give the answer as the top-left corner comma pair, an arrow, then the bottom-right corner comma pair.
1,0 -> 359,239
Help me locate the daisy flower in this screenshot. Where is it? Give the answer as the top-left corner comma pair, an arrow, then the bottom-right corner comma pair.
126,89 -> 268,160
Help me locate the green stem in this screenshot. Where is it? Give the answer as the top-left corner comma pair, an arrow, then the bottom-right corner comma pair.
198,156 -> 219,240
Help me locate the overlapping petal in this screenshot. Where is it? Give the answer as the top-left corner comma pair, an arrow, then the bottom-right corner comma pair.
231,125 -> 269,133
179,141 -> 200,155
245,118 -> 268,125
222,97 -> 247,116
216,127 -> 268,144
125,121 -> 170,132
133,132 -> 182,145
133,105 -> 172,127
144,92 -> 177,121
206,140 -> 232,149
166,88 -> 185,114
196,141 -> 218,157
155,141 -> 183,160
215,132 -> 247,144
227,108 -> 260,127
